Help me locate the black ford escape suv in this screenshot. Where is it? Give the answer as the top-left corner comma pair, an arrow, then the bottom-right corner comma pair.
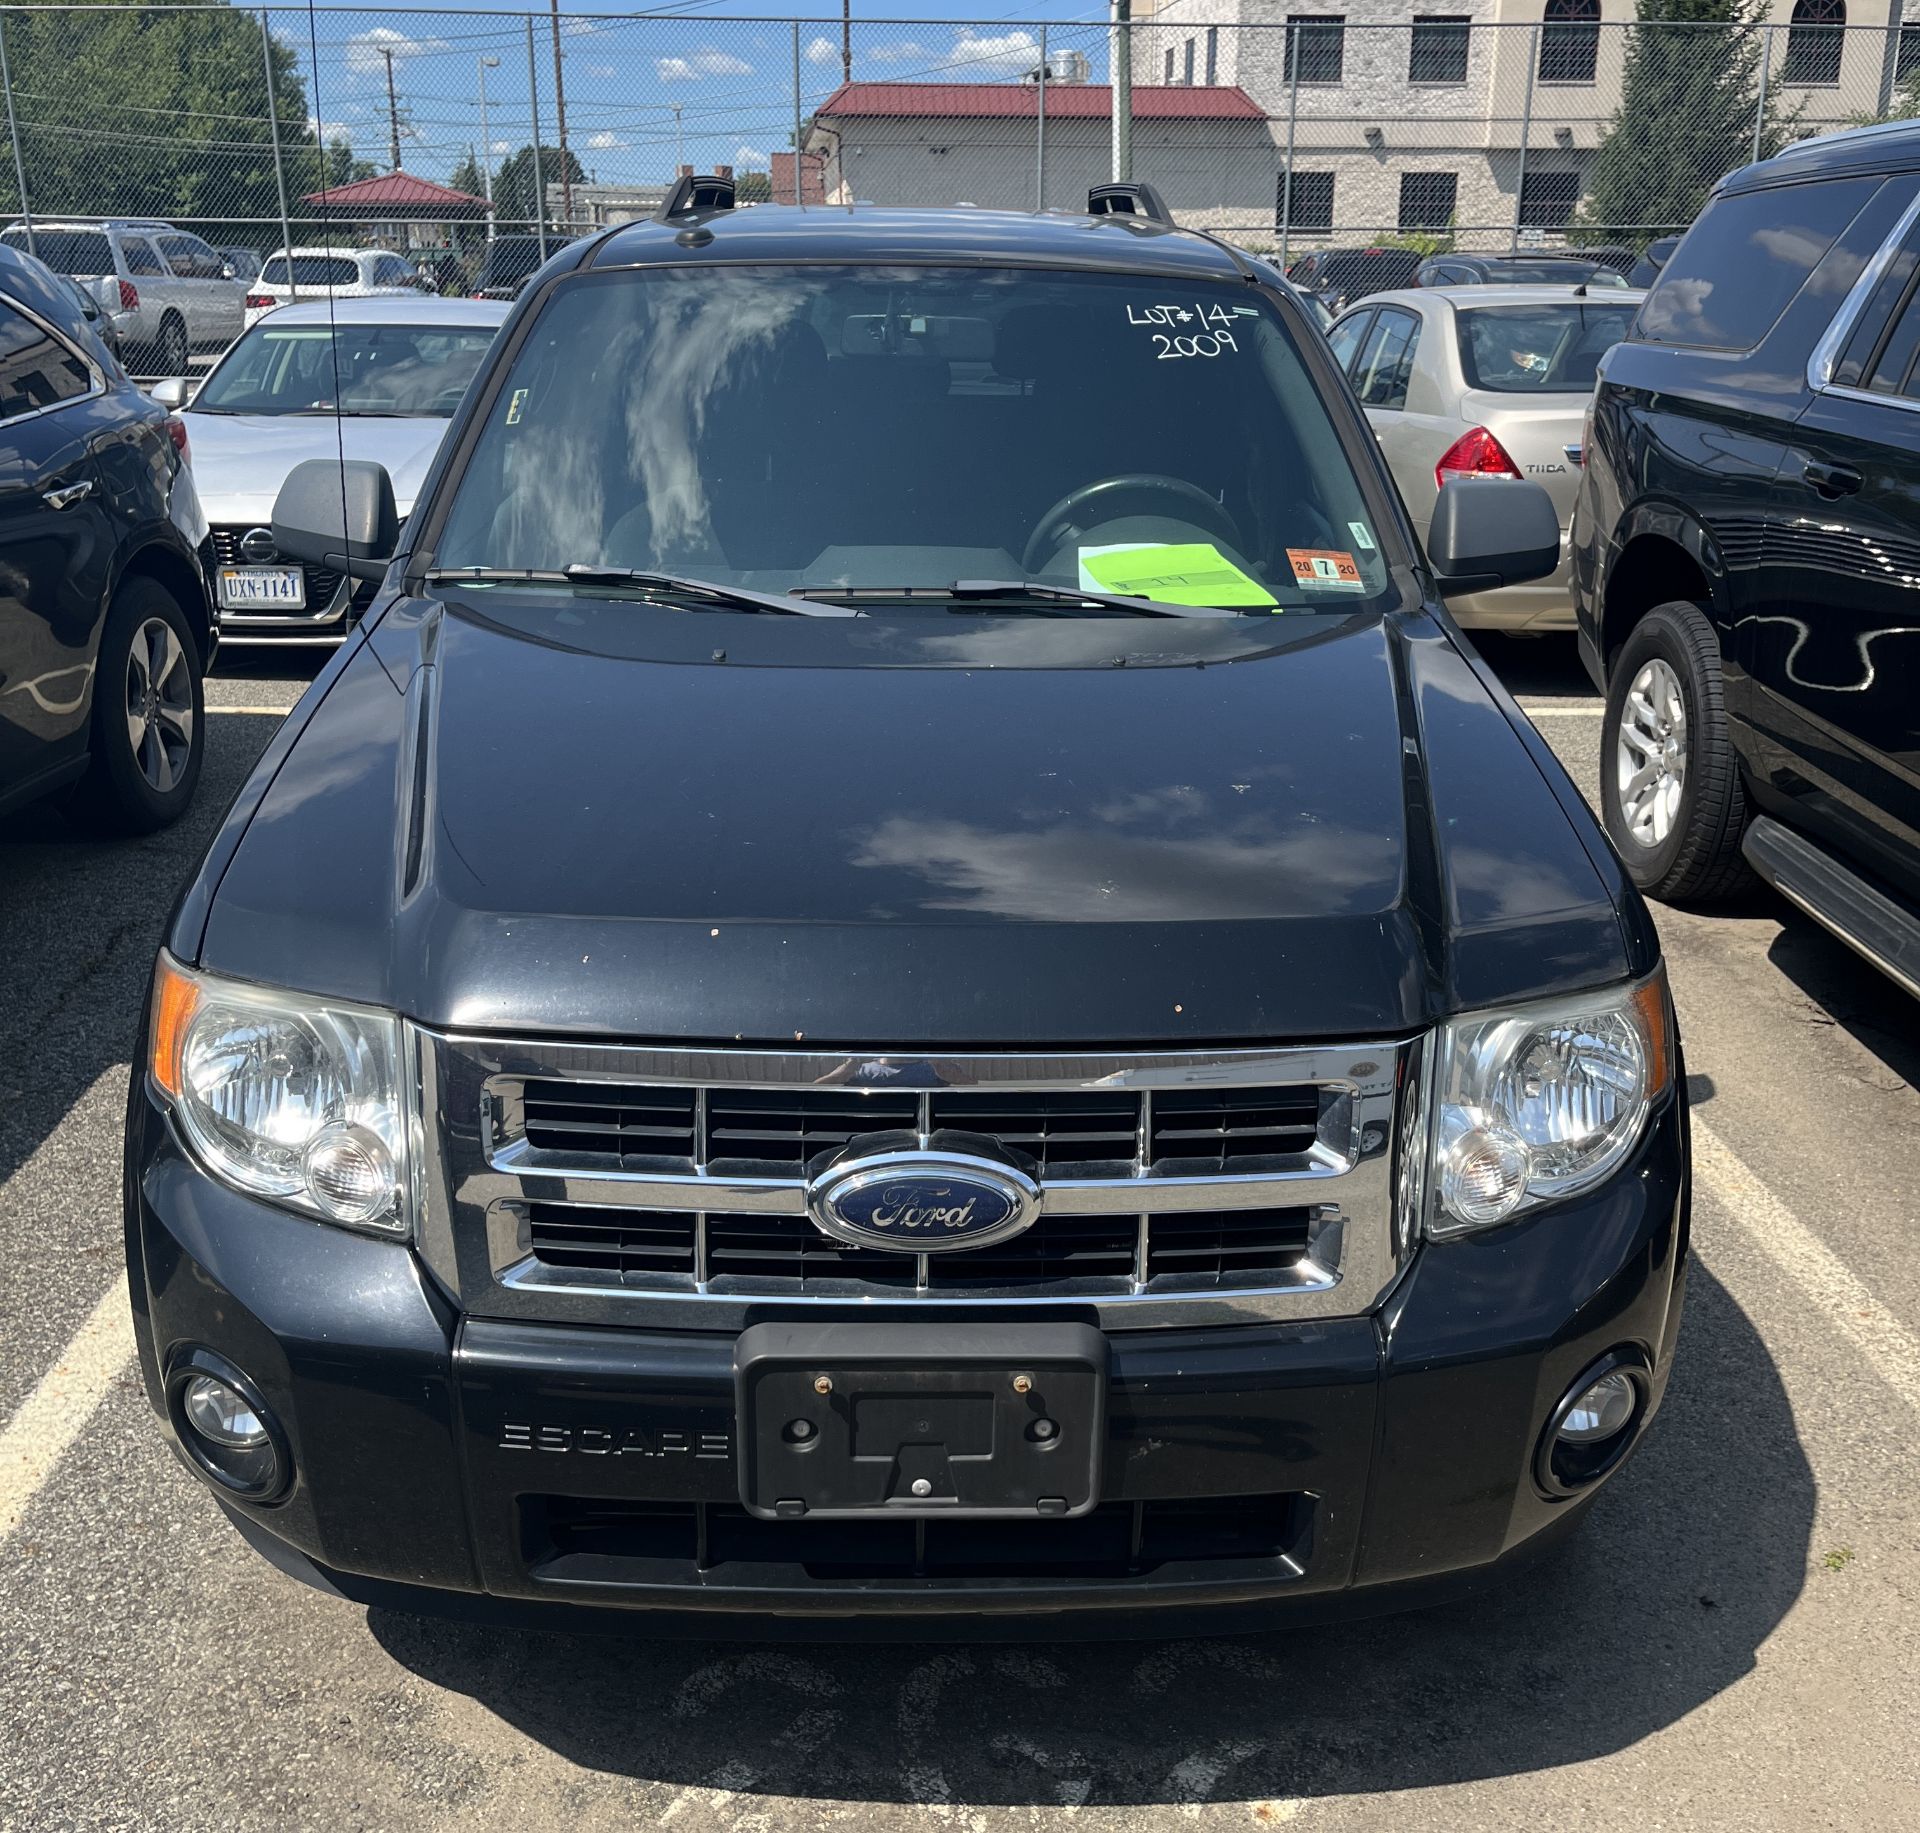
127,180 -> 1687,1634
1575,121 -> 1920,996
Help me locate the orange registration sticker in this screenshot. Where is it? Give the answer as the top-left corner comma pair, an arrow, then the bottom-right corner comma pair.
1286,548 -> 1365,591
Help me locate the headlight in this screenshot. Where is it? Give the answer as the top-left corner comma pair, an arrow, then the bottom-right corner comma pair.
1426,969 -> 1673,1238
148,953 -> 411,1237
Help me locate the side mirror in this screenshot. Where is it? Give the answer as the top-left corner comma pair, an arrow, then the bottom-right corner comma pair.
148,375 -> 191,409
271,458 -> 400,583
220,261 -> 237,281
1426,477 -> 1560,596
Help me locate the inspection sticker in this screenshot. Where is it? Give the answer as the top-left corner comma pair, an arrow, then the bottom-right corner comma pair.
1286,548 -> 1365,592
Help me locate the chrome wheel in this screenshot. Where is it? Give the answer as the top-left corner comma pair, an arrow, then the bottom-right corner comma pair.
124,616 -> 194,794
1616,657 -> 1688,848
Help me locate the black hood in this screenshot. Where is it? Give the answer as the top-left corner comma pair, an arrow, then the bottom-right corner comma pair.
194,593 -> 1635,1045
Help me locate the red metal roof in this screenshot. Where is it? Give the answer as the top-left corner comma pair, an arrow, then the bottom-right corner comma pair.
299,172 -> 490,212
816,83 -> 1264,122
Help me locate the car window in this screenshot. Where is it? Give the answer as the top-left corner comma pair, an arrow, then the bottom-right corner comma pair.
158,235 -> 200,278
1327,309 -> 1373,373
1458,301 -> 1639,392
260,255 -> 360,289
192,321 -> 498,416
1352,307 -> 1418,409
1637,177 -> 1879,351
0,228 -> 114,277
0,301 -> 93,419
121,236 -> 165,277
433,264 -> 1398,613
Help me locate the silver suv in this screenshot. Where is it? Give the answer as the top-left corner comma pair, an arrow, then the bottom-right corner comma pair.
0,219 -> 245,371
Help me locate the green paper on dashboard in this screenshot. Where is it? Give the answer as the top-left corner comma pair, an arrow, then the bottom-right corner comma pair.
1077,542 -> 1278,608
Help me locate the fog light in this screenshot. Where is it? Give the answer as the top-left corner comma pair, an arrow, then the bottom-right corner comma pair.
182,1374 -> 267,1448
1558,1369 -> 1637,1445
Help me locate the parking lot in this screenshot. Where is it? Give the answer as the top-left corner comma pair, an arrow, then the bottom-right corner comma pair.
0,634 -> 1912,1831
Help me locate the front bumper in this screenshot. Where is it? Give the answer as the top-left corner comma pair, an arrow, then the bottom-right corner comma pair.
126,1087 -> 1688,1636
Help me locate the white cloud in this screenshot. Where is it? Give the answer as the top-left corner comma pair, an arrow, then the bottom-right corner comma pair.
585,130 -> 629,151
733,144 -> 771,169
344,26 -> 447,80
948,28 -> 1039,79
655,49 -> 752,82
308,115 -> 354,143
868,40 -> 931,66
805,35 -> 838,67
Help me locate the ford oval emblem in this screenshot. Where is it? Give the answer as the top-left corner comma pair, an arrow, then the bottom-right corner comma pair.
807,1151 -> 1040,1254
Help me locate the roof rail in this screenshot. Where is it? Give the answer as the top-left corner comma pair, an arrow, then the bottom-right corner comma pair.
654,172 -> 736,223
1086,182 -> 1174,225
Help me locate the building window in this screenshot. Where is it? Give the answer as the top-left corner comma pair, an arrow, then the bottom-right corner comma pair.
1284,16 -> 1346,85
1277,168 -> 1335,230
1538,0 -> 1600,84
1206,25 -> 1219,85
1164,46 -> 1175,83
1519,170 -> 1581,227
1184,37 -> 1195,84
1899,22 -> 1920,82
1782,0 -> 1845,85
1410,16 -> 1471,84
1399,170 -> 1459,231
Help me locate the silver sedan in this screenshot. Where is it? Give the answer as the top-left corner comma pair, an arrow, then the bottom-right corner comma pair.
1328,285 -> 1643,630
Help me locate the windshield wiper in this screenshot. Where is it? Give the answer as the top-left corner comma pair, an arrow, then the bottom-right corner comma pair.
422,564 -> 858,618
789,579 -> 1238,618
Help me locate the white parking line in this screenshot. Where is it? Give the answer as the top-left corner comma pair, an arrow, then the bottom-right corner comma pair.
0,1273 -> 133,1541
206,705 -> 297,717
1694,1117 -> 1920,1420
1518,703 -> 1604,717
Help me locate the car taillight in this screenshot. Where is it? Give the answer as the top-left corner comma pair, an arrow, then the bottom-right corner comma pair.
165,414 -> 189,464
245,293 -> 276,310
118,279 -> 139,312
1435,426 -> 1523,490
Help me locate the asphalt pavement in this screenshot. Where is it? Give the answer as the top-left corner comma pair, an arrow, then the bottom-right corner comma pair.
1,634 -> 1916,1831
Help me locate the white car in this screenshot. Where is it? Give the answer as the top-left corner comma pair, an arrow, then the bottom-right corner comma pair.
244,246 -> 425,327
153,296 -> 509,641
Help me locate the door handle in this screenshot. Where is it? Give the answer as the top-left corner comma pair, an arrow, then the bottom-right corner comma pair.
1802,459 -> 1863,499
42,478 -> 94,511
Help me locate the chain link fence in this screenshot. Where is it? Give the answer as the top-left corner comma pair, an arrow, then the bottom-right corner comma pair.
0,6 -> 1908,290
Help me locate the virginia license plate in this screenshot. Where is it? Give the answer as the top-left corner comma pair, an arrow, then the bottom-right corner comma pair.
218,566 -> 305,609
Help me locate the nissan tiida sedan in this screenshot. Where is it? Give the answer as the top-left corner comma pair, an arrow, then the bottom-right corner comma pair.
127,181 -> 1687,1635
1329,286 -> 1643,630
152,296 -> 507,642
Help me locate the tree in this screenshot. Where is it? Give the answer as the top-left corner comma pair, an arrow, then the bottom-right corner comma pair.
490,144 -> 586,235
1577,0 -> 1788,247
735,170 -> 772,203
324,140 -> 379,190
0,1 -> 331,250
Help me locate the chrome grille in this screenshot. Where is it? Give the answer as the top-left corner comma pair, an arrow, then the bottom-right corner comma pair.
209,524 -> 346,613
414,1035 -> 1411,1331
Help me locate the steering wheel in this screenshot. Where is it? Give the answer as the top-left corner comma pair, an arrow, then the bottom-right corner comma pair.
1020,474 -> 1243,577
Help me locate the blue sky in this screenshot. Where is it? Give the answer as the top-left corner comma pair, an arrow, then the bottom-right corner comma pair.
291,4 -> 1116,191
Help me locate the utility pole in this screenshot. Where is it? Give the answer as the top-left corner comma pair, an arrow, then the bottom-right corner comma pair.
671,100 -> 684,172
1109,0 -> 1131,183
841,0 -> 851,83
477,55 -> 499,240
382,46 -> 402,170
549,0 -> 572,229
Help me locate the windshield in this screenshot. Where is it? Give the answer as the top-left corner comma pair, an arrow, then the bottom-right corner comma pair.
1457,301 -> 1638,393
193,321 -> 496,416
1487,261 -> 1627,286
3,229 -> 112,276
261,255 -> 359,288
432,265 -> 1393,613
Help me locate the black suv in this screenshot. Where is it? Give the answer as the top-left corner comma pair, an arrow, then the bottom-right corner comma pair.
1414,253 -> 1630,289
127,181 -> 1686,1634
470,234 -> 562,302
1574,122 -> 1920,993
0,243 -> 212,831
1283,245 -> 1422,314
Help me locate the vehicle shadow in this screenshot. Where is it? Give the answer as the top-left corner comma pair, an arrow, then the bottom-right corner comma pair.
369,1259 -> 1809,1806
1465,631 -> 1596,700
1765,905 -> 1920,1088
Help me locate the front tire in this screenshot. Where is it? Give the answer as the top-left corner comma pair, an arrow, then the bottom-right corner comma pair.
1600,600 -> 1753,903
66,577 -> 205,834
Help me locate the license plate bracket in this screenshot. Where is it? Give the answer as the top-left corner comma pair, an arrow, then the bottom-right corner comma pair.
218,565 -> 306,610
734,1321 -> 1108,1520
